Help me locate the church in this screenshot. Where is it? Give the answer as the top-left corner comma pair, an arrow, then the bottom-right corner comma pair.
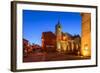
41,21 -> 81,54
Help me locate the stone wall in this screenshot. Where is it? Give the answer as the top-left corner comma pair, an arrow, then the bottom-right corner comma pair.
81,13 -> 91,57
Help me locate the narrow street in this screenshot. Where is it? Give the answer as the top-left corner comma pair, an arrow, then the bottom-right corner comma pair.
23,52 -> 90,62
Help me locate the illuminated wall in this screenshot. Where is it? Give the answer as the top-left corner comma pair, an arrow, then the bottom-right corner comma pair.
81,13 -> 91,57
41,32 -> 56,52
55,21 -> 62,52
55,21 -> 81,53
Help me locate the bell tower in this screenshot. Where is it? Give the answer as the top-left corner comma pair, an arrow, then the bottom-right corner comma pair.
55,20 -> 62,52
56,21 -> 62,40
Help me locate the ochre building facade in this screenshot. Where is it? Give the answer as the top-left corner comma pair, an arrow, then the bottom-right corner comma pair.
81,13 -> 91,57
42,21 -> 81,54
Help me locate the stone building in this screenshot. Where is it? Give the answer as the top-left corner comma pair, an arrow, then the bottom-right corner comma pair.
41,32 -> 56,52
41,21 -> 81,54
81,13 -> 91,57
23,39 -> 32,56
55,21 -> 81,54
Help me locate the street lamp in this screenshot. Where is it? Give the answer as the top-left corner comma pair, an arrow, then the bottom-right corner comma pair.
82,44 -> 89,56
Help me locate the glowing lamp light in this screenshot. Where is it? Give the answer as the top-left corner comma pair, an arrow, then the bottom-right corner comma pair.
82,44 -> 89,56
63,36 -> 66,40
84,46 -> 88,51
42,39 -> 44,41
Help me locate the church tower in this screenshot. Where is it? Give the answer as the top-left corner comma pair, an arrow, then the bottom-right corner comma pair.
55,20 -> 62,52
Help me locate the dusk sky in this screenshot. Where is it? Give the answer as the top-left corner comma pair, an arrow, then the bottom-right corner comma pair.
23,10 -> 81,45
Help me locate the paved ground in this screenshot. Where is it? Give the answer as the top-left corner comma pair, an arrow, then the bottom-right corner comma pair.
23,52 -> 90,62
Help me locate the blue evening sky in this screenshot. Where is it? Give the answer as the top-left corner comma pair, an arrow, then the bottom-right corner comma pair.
23,10 -> 81,45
